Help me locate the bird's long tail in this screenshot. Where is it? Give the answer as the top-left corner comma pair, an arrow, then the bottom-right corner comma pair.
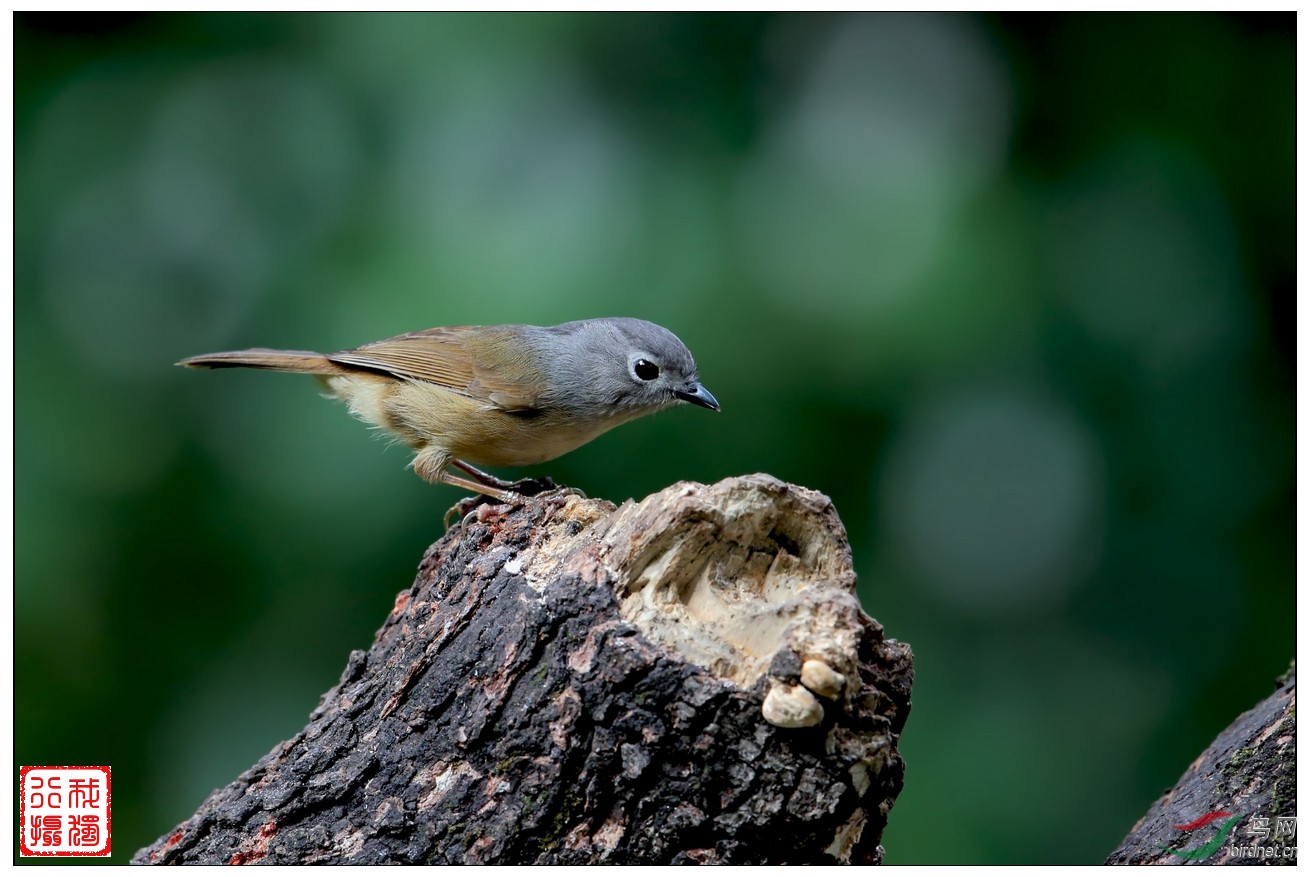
176,348 -> 351,375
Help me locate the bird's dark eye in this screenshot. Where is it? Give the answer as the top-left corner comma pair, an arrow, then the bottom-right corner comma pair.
633,359 -> 659,381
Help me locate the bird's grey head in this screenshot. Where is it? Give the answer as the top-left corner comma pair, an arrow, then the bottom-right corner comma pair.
537,317 -> 719,420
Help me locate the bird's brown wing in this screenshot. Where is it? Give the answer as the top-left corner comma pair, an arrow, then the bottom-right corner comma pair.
326,326 -> 543,412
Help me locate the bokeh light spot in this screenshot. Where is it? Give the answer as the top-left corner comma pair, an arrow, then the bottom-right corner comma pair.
880,383 -> 1103,615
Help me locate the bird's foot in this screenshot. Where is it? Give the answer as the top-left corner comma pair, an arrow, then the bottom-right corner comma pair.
508,476 -> 588,501
440,479 -> 587,531
444,496 -> 515,532
497,475 -> 564,497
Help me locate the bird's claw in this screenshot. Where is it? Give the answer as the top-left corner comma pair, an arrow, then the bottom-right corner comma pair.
441,479 -> 586,531
444,497 -> 515,533
499,475 -> 561,497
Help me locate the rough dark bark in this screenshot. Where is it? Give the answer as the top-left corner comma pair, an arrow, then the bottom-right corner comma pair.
1106,664 -> 1296,865
134,475 -> 914,865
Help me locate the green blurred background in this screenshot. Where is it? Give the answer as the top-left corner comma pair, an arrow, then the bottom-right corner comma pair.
15,12 -> 1294,865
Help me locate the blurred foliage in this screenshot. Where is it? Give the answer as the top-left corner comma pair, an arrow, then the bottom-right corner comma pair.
15,12 -> 1293,865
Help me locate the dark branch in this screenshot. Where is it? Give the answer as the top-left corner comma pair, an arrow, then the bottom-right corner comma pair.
134,475 -> 915,865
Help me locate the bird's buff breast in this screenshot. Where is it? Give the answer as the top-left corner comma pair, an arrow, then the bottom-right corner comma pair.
324,374 -> 627,468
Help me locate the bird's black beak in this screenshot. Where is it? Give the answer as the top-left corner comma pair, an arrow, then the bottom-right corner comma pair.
675,382 -> 720,411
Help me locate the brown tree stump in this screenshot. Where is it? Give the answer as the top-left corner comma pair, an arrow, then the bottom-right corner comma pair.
134,475 -> 914,865
1106,665 -> 1296,865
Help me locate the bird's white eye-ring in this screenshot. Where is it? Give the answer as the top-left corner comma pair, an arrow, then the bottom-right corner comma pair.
633,359 -> 660,381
